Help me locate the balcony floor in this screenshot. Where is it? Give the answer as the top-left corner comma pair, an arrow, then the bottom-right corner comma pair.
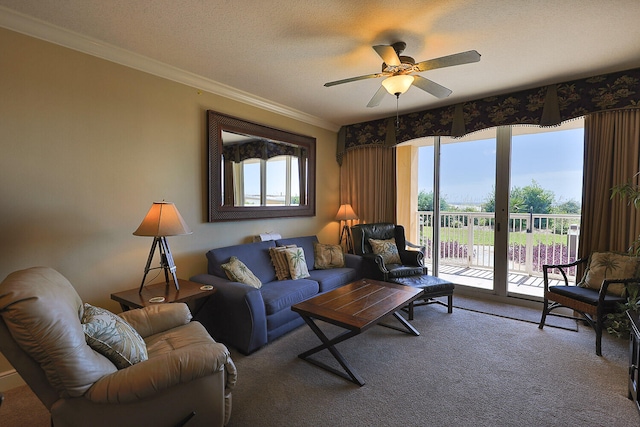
437,264 -> 566,299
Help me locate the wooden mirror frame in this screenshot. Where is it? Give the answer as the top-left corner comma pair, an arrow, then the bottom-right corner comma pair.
207,110 -> 316,221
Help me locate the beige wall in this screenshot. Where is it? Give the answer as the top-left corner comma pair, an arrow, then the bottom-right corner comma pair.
396,145 -> 419,238
0,28 -> 340,377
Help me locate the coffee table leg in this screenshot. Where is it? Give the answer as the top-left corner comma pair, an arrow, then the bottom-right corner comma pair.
392,312 -> 420,335
298,315 -> 365,386
378,311 -> 420,336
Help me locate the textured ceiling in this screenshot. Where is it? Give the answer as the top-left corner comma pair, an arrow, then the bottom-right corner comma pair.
1,1 -> 640,130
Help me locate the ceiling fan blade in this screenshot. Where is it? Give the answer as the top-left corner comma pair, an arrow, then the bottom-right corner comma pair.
324,72 -> 386,87
416,50 -> 481,72
372,45 -> 401,66
412,75 -> 452,99
366,86 -> 387,108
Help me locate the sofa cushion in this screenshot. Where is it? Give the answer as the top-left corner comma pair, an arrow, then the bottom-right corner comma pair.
221,256 -> 262,288
207,240 -> 277,284
260,279 -> 319,315
269,245 -> 296,280
313,242 -> 345,269
276,236 -> 318,272
308,268 -> 358,293
369,237 -> 402,264
284,247 -> 311,279
81,303 -> 148,369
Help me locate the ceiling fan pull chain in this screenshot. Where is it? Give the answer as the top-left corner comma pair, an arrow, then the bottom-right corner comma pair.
396,94 -> 400,128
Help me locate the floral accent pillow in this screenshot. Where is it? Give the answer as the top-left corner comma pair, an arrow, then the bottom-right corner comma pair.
81,303 -> 148,369
221,256 -> 262,288
578,251 -> 640,296
284,247 -> 310,280
313,242 -> 345,269
369,237 -> 402,264
269,245 -> 297,280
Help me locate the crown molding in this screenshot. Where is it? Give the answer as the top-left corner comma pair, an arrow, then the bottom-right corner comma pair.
0,7 -> 340,132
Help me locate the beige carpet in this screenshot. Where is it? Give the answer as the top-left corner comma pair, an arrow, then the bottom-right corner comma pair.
1,295 -> 637,427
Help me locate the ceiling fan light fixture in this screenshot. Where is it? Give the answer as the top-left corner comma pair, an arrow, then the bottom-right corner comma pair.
382,75 -> 414,96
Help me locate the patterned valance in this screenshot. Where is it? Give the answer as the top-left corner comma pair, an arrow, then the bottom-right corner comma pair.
224,139 -> 307,163
337,66 -> 640,164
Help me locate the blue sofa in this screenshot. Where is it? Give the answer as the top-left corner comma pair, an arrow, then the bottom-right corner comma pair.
190,236 -> 363,354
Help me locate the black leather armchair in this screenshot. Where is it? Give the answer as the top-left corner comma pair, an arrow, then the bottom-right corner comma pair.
351,223 -> 427,281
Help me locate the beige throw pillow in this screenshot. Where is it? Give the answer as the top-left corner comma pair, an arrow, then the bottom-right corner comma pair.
313,242 -> 345,269
284,247 -> 310,280
269,245 -> 297,280
221,256 -> 262,288
578,251 -> 640,296
81,303 -> 148,369
369,237 -> 402,264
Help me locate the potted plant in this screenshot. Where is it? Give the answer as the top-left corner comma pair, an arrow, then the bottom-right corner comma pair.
605,176 -> 640,337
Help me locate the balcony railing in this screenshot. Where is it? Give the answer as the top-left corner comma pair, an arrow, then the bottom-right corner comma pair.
416,211 -> 581,282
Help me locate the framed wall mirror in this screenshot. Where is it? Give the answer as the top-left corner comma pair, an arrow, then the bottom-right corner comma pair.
207,110 -> 316,221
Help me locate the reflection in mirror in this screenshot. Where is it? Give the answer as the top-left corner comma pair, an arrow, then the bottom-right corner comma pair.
208,111 -> 316,221
221,130 -> 306,207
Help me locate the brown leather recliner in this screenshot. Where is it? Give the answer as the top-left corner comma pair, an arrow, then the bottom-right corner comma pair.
351,223 -> 427,281
0,267 -> 236,427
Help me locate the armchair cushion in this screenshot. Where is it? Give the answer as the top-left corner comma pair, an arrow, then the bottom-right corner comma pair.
369,237 -> 402,264
578,251 -> 640,296
222,256 -> 262,288
313,242 -> 345,269
118,303 -> 192,338
0,267 -> 117,397
86,321 -> 234,404
549,284 -> 627,307
81,303 -> 148,369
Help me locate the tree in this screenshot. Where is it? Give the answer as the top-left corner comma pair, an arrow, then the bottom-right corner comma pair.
417,190 -> 451,211
482,190 -> 495,213
482,180 -> 557,229
482,181 -> 554,214
554,199 -> 581,214
511,181 -> 554,214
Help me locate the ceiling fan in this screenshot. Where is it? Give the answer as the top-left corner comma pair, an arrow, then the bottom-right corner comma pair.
324,42 -> 481,107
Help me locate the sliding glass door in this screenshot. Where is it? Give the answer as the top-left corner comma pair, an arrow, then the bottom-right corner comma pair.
417,128 -> 497,291
507,123 -> 584,297
414,120 -> 583,299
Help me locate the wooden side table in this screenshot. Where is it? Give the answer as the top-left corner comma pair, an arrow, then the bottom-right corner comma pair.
111,279 -> 216,311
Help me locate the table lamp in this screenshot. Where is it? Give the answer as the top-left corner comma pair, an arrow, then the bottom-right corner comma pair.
133,201 -> 192,293
335,203 -> 358,254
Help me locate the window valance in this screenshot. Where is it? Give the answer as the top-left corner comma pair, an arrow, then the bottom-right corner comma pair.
337,66 -> 640,164
223,139 -> 307,163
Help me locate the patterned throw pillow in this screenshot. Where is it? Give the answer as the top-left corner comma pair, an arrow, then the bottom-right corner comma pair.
578,251 -> 640,296
313,242 -> 345,269
81,303 -> 148,369
269,245 -> 297,280
369,237 -> 402,264
221,256 -> 262,288
284,247 -> 311,279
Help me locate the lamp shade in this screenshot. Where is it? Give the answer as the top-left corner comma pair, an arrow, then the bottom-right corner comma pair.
381,75 -> 414,95
335,203 -> 358,221
133,202 -> 192,237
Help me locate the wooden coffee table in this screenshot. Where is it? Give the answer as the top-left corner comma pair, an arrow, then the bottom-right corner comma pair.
291,278 -> 422,386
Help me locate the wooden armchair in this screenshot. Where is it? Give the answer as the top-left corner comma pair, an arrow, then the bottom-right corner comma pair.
538,252 -> 640,356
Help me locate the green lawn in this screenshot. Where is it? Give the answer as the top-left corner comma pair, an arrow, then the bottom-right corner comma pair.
420,226 -> 567,246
